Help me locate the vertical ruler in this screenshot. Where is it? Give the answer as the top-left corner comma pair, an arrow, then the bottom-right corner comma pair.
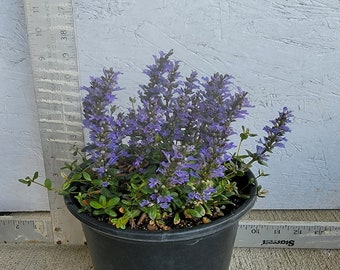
24,0 -> 84,244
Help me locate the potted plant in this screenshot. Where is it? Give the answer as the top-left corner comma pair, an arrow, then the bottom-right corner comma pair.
20,50 -> 293,270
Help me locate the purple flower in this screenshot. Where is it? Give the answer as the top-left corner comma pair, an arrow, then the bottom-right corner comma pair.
78,50 -> 293,219
211,165 -> 226,178
256,107 -> 293,163
156,194 -> 173,209
140,199 -> 150,207
148,178 -> 160,188
202,187 -> 216,201
81,68 -> 123,176
101,181 -> 110,188
188,191 -> 202,201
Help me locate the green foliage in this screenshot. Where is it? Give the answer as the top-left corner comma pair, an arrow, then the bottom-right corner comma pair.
17,127 -> 273,231
18,52 -> 292,231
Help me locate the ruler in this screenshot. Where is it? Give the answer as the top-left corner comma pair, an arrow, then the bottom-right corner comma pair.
24,0 -> 85,244
1,215 -> 339,248
24,0 -> 83,142
0,215 -> 52,243
235,220 -> 340,249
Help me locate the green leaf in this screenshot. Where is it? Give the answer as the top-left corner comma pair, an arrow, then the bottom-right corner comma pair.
82,172 -> 92,181
44,178 -> 52,190
62,181 -> 71,190
33,171 -> 39,180
246,150 -> 254,157
173,212 -> 181,225
89,201 -> 104,209
240,133 -> 248,140
130,182 -> 140,190
185,209 -> 202,218
99,195 -> 107,206
172,197 -> 183,208
121,199 -> 132,206
104,209 -> 117,217
203,203 -> 212,216
130,210 -> 141,218
101,187 -> 112,198
145,205 -> 157,220
236,170 -> 245,177
193,205 -> 205,217
258,159 -> 268,166
91,180 -> 102,186
18,179 -> 30,185
106,197 -> 120,208
93,209 -> 105,216
72,173 -> 82,180
194,204 -> 206,217
113,214 -> 130,229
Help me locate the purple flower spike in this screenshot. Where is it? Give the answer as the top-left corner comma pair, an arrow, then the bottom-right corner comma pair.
256,107 -> 293,163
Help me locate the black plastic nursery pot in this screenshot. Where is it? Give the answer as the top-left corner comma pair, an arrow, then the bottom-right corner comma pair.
64,171 -> 257,270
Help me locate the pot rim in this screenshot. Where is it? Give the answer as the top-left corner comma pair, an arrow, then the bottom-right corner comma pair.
64,171 -> 257,243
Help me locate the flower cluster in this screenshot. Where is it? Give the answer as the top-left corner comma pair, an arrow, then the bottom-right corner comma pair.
20,50 -> 293,230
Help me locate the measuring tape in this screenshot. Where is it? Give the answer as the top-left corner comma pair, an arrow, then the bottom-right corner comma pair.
1,216 -> 339,248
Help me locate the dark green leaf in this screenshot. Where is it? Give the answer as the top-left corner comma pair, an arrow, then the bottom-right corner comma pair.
258,159 -> 268,166
33,171 -> 39,180
18,179 -> 29,185
240,133 -> 248,140
236,170 -> 245,177
101,187 -> 112,198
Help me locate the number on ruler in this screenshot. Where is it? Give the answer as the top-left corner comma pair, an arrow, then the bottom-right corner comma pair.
293,228 -> 302,234
250,227 -> 260,234
60,30 -> 67,41
274,229 -> 281,234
